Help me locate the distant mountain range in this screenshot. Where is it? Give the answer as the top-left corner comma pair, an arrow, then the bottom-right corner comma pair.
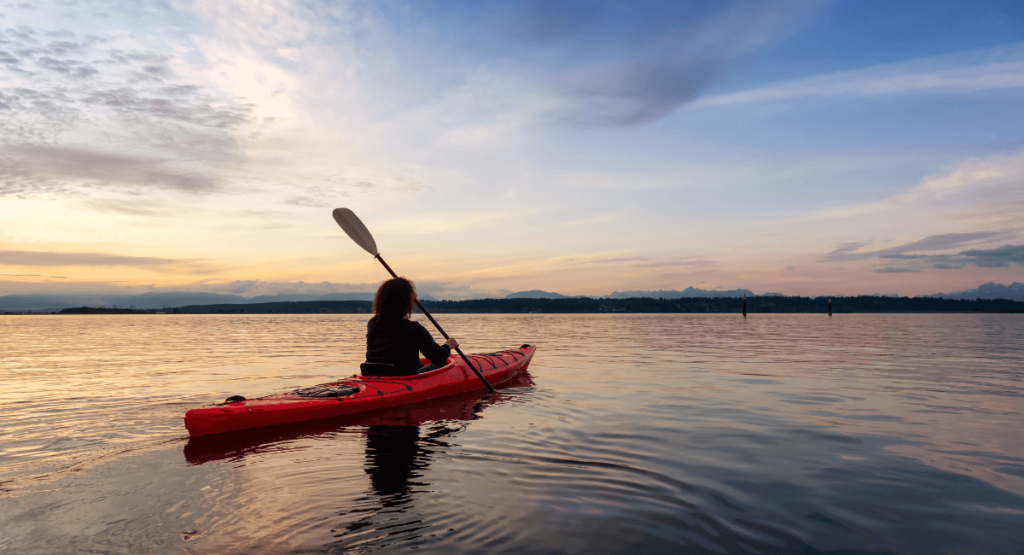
0,292 -> 248,311
504,287 -> 784,300
506,284 -> 1024,301
505,290 -> 576,299
927,282 -> 1024,301
502,284 -> 1023,301
607,287 -> 785,299
0,291 -> 435,311
2,283 -> 1020,311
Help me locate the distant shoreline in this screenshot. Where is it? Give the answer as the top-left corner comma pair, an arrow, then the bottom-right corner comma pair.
2,297 -> 1018,315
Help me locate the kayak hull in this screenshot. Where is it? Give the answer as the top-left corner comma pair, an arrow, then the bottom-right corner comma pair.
184,345 -> 535,437
184,370 -> 535,465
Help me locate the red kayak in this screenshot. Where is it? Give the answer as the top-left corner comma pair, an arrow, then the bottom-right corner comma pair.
184,369 -> 535,464
184,345 -> 536,437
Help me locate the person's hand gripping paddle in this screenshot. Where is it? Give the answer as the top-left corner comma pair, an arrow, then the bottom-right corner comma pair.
332,208 -> 495,393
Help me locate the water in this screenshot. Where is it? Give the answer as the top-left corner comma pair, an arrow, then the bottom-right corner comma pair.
1,313 -> 1022,554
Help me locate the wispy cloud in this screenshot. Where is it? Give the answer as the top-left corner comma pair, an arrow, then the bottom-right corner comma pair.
1,250 -> 169,267
809,153 -> 1024,229
545,0 -> 818,126
0,23 -> 251,199
698,43 -> 1024,107
960,244 -> 1024,268
824,240 -> 1024,272
823,230 -> 1023,262
0,145 -> 220,196
0,28 -> 253,135
190,279 -> 383,297
581,255 -> 717,269
0,250 -> 218,272
805,148 -> 1024,270
822,242 -> 869,261
874,267 -> 921,273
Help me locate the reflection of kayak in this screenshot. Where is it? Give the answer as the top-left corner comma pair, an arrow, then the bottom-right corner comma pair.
183,369 -> 535,465
184,345 -> 536,437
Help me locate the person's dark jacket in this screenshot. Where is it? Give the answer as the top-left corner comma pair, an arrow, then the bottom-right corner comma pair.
363,317 -> 451,375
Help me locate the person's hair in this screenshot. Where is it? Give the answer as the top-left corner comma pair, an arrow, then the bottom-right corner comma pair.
372,277 -> 416,320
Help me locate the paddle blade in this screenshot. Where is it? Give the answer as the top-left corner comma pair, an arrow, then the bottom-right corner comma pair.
332,208 -> 379,256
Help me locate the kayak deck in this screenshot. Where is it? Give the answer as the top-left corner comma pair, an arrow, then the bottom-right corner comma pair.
184,345 -> 535,437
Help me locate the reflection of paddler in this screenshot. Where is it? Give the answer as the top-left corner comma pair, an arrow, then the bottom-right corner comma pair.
364,426 -> 427,501
361,278 -> 459,377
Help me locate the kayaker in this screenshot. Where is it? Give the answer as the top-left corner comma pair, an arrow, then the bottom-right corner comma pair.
361,277 -> 459,376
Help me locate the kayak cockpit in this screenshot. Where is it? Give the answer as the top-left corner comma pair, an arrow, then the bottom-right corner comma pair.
290,384 -> 361,398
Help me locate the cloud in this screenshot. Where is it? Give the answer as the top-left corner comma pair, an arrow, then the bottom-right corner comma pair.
823,231 -> 1022,262
809,151 -> 1024,271
879,232 -> 1010,254
874,267 -> 921,273
279,175 -> 388,207
4,7 -> 457,211
0,144 -> 220,196
822,242 -> 869,261
811,153 -> 1024,228
947,201 -> 1024,224
544,0 -> 817,126
698,43 -> 1024,107
834,243 -> 1024,271
85,197 -> 166,216
887,255 -> 965,270
36,55 -> 99,78
1,250 -> 180,267
802,154 -> 1024,276
960,244 -> 1024,268
0,250 -> 219,273
192,279 -> 383,297
79,87 -> 251,129
583,255 -> 717,269
0,23 -> 253,198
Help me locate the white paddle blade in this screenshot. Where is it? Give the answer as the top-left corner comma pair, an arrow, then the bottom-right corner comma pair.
332,208 -> 379,256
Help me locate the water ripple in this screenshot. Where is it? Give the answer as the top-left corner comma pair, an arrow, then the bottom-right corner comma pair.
2,314 -> 1023,554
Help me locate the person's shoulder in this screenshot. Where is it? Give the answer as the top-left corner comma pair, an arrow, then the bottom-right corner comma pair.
404,319 -> 429,333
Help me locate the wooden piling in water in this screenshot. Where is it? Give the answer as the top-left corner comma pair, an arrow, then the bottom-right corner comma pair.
828,298 -> 832,316
743,294 -> 747,317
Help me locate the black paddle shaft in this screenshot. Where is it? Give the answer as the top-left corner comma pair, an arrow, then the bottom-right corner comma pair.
374,254 -> 494,393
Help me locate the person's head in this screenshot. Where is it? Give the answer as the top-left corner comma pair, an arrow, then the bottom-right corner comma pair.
373,277 -> 416,320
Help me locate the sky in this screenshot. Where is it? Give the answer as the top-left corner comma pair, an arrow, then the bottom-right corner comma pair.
1,0 -> 1022,300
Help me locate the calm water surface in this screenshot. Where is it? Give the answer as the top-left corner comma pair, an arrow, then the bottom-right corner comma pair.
1,314 -> 1022,554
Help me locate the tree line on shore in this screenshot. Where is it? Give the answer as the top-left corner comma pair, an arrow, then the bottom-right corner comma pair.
50,296 -> 1024,315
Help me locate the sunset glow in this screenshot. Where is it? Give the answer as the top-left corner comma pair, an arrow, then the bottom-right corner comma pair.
2,1 -> 1022,300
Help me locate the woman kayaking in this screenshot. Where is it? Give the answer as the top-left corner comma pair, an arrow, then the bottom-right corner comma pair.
361,277 -> 459,377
